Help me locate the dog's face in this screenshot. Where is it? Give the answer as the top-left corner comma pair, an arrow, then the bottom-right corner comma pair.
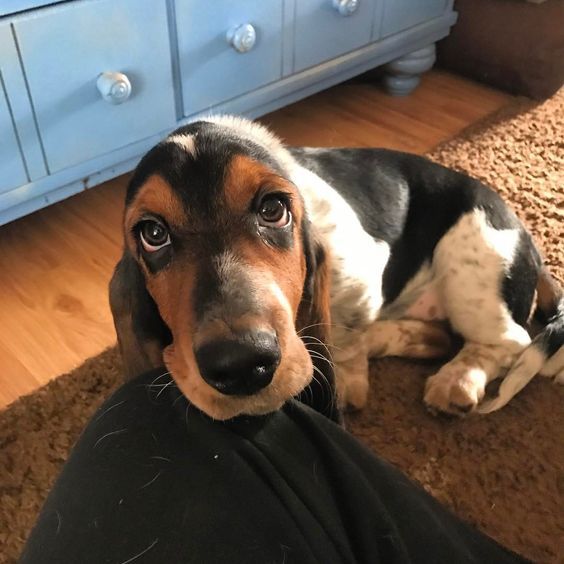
117,120 -> 331,420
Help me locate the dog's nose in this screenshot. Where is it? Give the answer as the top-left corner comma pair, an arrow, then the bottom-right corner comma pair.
195,331 -> 280,396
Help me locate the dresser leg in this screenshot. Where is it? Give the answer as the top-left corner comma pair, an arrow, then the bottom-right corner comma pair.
383,44 -> 436,96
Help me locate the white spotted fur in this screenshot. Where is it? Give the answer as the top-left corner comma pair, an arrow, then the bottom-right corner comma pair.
289,163 -> 534,412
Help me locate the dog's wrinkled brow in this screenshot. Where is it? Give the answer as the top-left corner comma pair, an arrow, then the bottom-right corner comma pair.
124,175 -> 187,233
126,122 -> 286,215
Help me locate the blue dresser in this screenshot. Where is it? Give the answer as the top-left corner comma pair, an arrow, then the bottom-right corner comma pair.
0,0 -> 456,225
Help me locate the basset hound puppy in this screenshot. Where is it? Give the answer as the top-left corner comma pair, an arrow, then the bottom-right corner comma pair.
110,116 -> 563,421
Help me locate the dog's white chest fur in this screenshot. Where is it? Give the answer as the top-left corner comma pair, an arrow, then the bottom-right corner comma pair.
290,165 -> 390,348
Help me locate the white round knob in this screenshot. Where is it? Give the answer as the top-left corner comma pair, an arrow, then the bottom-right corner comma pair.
96,72 -> 132,105
227,24 -> 257,53
333,0 -> 359,16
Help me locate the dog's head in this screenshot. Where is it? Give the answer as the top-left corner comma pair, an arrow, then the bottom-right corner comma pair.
110,117 -> 335,420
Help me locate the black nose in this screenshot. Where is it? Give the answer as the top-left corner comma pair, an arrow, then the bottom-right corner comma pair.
195,331 -> 280,396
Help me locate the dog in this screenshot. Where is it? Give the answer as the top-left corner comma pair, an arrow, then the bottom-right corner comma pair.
109,116 -> 563,421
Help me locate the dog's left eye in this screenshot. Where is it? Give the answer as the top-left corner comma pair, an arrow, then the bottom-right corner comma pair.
139,220 -> 171,252
258,196 -> 290,228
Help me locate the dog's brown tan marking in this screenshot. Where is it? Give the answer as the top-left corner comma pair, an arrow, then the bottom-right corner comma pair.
145,262 -> 196,353
536,268 -> 563,319
224,154 -> 308,315
224,154 -> 291,212
124,174 -> 186,240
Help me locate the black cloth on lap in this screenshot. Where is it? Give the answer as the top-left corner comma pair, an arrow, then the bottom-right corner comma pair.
20,368 -> 527,564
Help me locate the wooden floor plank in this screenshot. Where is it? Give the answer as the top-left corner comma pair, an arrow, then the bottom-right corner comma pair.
0,71 -> 511,408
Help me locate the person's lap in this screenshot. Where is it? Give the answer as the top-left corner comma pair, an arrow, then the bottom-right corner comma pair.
20,369 -> 527,563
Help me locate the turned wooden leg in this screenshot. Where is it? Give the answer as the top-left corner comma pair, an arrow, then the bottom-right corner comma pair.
383,44 -> 436,96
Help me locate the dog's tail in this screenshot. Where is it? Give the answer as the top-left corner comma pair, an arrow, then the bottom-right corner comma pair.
478,268 -> 564,413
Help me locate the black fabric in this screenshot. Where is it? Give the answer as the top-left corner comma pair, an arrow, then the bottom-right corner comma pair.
20,369 -> 527,564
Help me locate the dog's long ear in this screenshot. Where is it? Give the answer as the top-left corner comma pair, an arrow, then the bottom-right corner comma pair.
296,226 -> 341,423
109,250 -> 171,379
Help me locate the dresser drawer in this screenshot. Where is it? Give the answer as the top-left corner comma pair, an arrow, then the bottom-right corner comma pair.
175,0 -> 283,116
0,24 -> 29,194
0,84 -> 28,195
14,0 -> 176,173
381,0 -> 447,37
294,0 -> 378,73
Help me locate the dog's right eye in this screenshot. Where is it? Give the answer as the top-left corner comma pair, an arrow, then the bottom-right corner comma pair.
257,195 -> 291,228
139,220 -> 171,252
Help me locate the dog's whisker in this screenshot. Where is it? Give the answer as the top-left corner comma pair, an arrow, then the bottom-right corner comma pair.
147,370 -> 172,388
155,380 -> 177,399
172,393 -> 186,407
152,369 -> 171,381
303,344 -> 335,365
146,381 -> 174,390
312,364 -> 331,388
310,365 -> 336,411
300,336 -> 337,356
303,344 -> 332,362
94,400 -> 126,423
305,349 -> 336,369
93,428 -> 127,449
300,334 -> 342,352
297,322 -> 359,335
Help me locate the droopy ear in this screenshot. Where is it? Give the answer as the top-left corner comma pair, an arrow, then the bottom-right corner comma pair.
109,250 -> 172,379
295,227 -> 341,423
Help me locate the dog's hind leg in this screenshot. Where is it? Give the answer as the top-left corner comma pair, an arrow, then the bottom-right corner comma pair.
424,210 -> 534,414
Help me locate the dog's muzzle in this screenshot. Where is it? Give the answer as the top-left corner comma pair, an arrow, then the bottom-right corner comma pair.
194,330 -> 281,396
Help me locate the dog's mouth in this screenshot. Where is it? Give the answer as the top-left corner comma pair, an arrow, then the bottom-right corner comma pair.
162,334 -> 313,420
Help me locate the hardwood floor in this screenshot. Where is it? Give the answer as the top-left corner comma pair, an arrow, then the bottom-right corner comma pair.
0,70 -> 511,408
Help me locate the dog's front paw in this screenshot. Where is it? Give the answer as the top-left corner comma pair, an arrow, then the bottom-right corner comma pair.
424,367 -> 486,416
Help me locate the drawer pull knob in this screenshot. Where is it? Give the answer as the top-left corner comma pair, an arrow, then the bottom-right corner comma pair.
333,0 -> 359,16
96,72 -> 132,105
227,23 -> 257,53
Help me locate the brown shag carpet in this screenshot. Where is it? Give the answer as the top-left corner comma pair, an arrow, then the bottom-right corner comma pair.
1,91 -> 563,564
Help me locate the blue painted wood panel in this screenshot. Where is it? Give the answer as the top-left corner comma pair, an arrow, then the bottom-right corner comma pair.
293,0 -> 378,73
0,23 -> 46,184
1,1 -> 67,17
175,0 -> 284,116
14,0 -> 176,173
381,0 -> 447,37
0,24 -> 29,195
0,78 -> 28,195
